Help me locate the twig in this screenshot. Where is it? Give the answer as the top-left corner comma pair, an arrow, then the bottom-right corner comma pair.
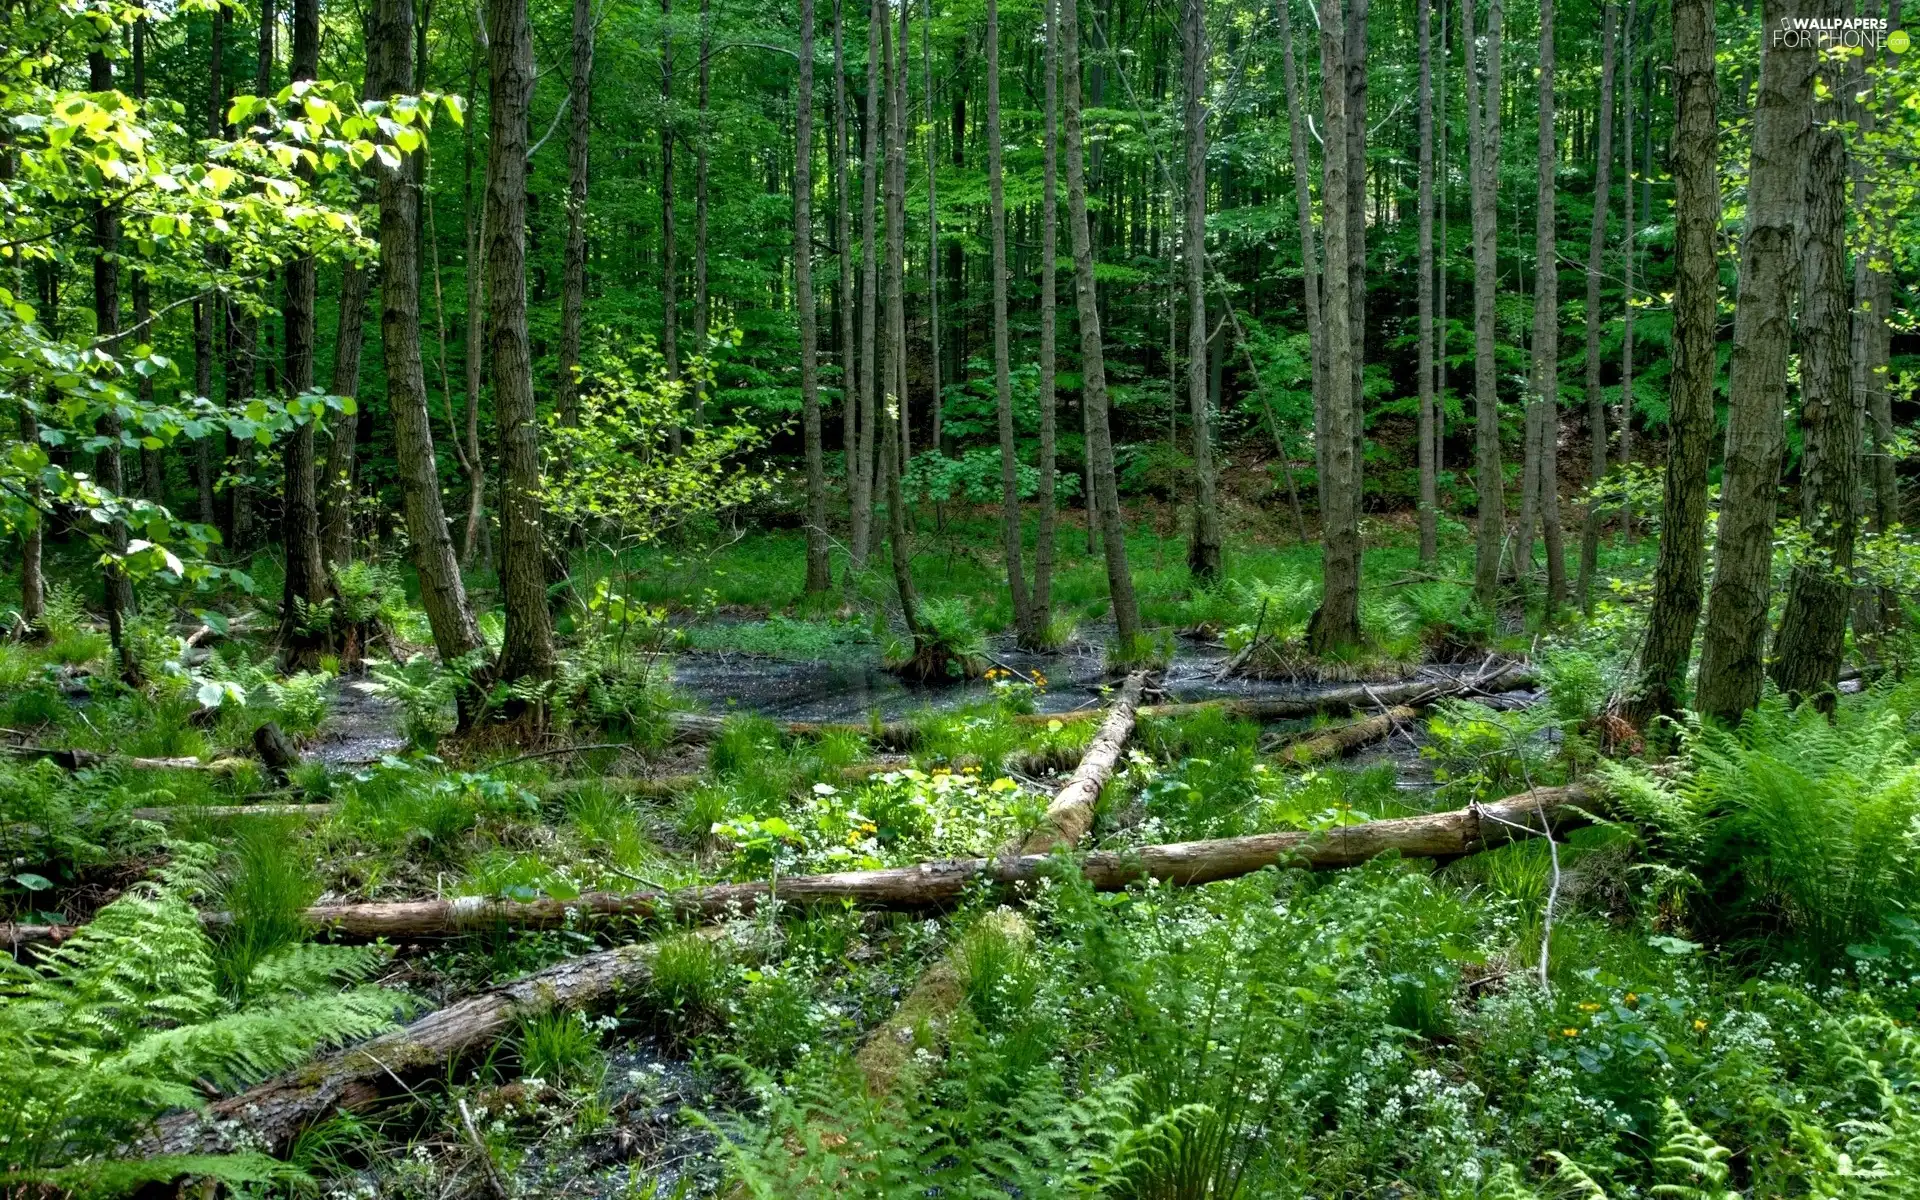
457,1096 -> 512,1200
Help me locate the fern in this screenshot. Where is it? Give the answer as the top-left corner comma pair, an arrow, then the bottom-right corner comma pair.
1650,1099 -> 1741,1200
0,843 -> 409,1193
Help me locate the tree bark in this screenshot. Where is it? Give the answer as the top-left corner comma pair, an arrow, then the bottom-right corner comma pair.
846,0 -> 883,582
987,0 -> 1034,644
923,0 -> 941,458
1617,0 -> 1636,493
371,0 -> 487,694
1033,0 -> 1060,635
318,262 -> 371,568
458,33 -> 489,570
1277,0 -> 1326,530
1694,0 -> 1810,723
1575,3 -> 1618,611
1416,0 -> 1437,563
279,0 -> 326,669
192,6 -> 226,530
487,0 -> 556,701
1632,0 -> 1718,720
1342,0 -> 1368,526
557,0 -> 593,433
1467,0 -> 1505,610
1278,705 -> 1416,765
131,18 -> 162,504
797,0 -> 833,595
692,0 -> 711,424
882,10 -> 923,644
660,0 -> 679,441
1521,0 -> 1564,614
832,0 -> 855,520
1308,0 -> 1360,653
1181,0 -> 1221,582
1770,1 -> 1857,708
90,51 -> 139,686
1063,0 -> 1142,652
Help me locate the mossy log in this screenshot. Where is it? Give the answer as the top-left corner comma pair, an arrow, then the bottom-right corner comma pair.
1276,706 -> 1418,765
142,927 -> 739,1157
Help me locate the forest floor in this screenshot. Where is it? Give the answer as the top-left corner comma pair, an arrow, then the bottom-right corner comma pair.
4,521 -> 1915,1199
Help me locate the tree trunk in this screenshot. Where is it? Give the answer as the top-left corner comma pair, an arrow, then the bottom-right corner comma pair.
89,52 -> 139,686
1308,0 -> 1360,653
1343,0 -> 1368,526
1278,705 -> 1416,765
660,0 -> 679,443
1523,0 -> 1564,615
882,10 -> 923,644
987,0 -> 1034,644
1033,0 -> 1059,635
1415,0 -> 1437,563
1575,2 -> 1618,611
1063,0 -> 1142,651
487,0 -> 556,700
279,0 -> 326,669
832,0 -> 855,527
130,18 -> 161,504
1181,0 -> 1221,582
1277,0 -> 1326,529
923,0 -> 941,458
17,404 -> 43,632
459,34 -> 489,570
1770,1 -> 1856,708
797,0 -> 832,595
318,263 -> 370,568
1693,0 -> 1810,723
557,0 -> 593,433
192,6 -> 226,530
1467,0 -> 1505,610
371,0 -> 487,697
1631,0 -> 1718,720
846,0 -> 883,583
694,0 -> 712,423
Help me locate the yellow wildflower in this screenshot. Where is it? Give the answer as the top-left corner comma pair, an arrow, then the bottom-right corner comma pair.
1561,1028 -> 1580,1038
1693,1019 -> 1708,1032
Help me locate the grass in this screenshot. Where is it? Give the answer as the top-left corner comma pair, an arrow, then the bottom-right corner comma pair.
214,819 -> 322,999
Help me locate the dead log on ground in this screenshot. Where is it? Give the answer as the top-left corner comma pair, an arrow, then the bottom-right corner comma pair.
142,926 -> 743,1157
1276,706 -> 1418,765
125,803 -> 337,823
2,746 -> 251,773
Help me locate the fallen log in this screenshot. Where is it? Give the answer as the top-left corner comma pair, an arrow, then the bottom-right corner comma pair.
3,746 -> 251,773
663,664 -> 1534,747
1019,672 -> 1146,855
1276,706 -> 1417,766
534,759 -> 905,802
143,926 -> 743,1157
126,803 -> 337,823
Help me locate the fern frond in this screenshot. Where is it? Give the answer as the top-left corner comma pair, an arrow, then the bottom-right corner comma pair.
1650,1098 -> 1740,1200
107,988 -> 406,1093
244,942 -> 392,1000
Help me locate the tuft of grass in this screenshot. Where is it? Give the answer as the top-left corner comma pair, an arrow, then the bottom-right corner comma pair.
517,1010 -> 606,1088
650,931 -> 726,1023
47,630 -> 109,667
215,819 -> 321,1000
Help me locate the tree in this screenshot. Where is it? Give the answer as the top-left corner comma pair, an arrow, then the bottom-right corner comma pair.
1770,0 -> 1858,707
1062,0 -> 1142,652
558,0 -> 594,433
660,0 -> 679,426
846,0 -> 883,583
1466,0 -> 1505,610
371,0 -> 486,703
1308,0 -> 1360,653
987,0 -> 1033,643
279,0 -> 326,668
486,0 -> 556,699
1632,0 -> 1719,720
1032,0 -> 1060,638
881,3 -> 923,647
1694,0 -> 1811,722
1513,0 -> 1564,614
1181,0 -> 1222,581
1574,2 -> 1618,609
89,47 -> 138,685
832,0 -> 856,551
1415,0 -> 1437,564
1277,0 -> 1327,525
797,0 -> 832,595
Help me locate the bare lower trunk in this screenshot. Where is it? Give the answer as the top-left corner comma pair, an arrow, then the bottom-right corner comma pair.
1525,0 -> 1564,615
832,0 -> 855,537
1467,0 -> 1505,609
487,0 -> 556,697
797,0 -> 832,595
1770,4 -> 1856,708
280,0 -> 326,668
660,0 -> 679,443
1694,0 -> 1810,722
881,12 -> 922,643
1032,0 -> 1059,633
90,52 -> 138,685
1415,0 -> 1437,563
846,0 -> 883,583
1575,3 -> 1619,610
318,263 -> 371,568
372,0 -> 486,691
1307,0 -> 1360,653
1632,0 -> 1718,720
557,0 -> 593,432
694,0 -> 712,423
1062,0 -> 1141,650
1181,0 -> 1221,582
1277,0 -> 1325,529
987,0 -> 1032,643
17,407 -> 43,631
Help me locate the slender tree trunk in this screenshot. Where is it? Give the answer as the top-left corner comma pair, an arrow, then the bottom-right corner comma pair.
923,0 -> 940,457
1415,0 -> 1437,563
1342,0 -> 1367,524
372,0 -> 486,698
881,11 -> 923,641
1770,1 -> 1856,708
1575,3 -> 1619,610
832,0 -> 856,543
1693,0 -> 1810,722
1308,0 -> 1360,652
459,31 -> 489,569
1522,0 -> 1564,615
693,0 -> 711,423
660,0 -> 679,446
486,0 -> 555,699
1856,0 -> 1900,541
797,0 -> 832,595
318,263 -> 370,568
193,7 -> 226,529
557,0 -> 593,432
1617,0 -> 1635,504
987,0 -> 1033,642
1033,0 -> 1060,634
279,0 -> 326,667
1466,0 -> 1504,610
847,0 -> 883,582
1632,0 -> 1718,720
1181,0 -> 1221,582
1063,0 -> 1142,651
895,0 -> 912,471
90,51 -> 139,684
130,20 -> 164,505
1277,0 -> 1326,527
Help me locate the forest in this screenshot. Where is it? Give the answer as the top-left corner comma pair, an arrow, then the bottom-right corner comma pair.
1,0 -> 1919,1191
